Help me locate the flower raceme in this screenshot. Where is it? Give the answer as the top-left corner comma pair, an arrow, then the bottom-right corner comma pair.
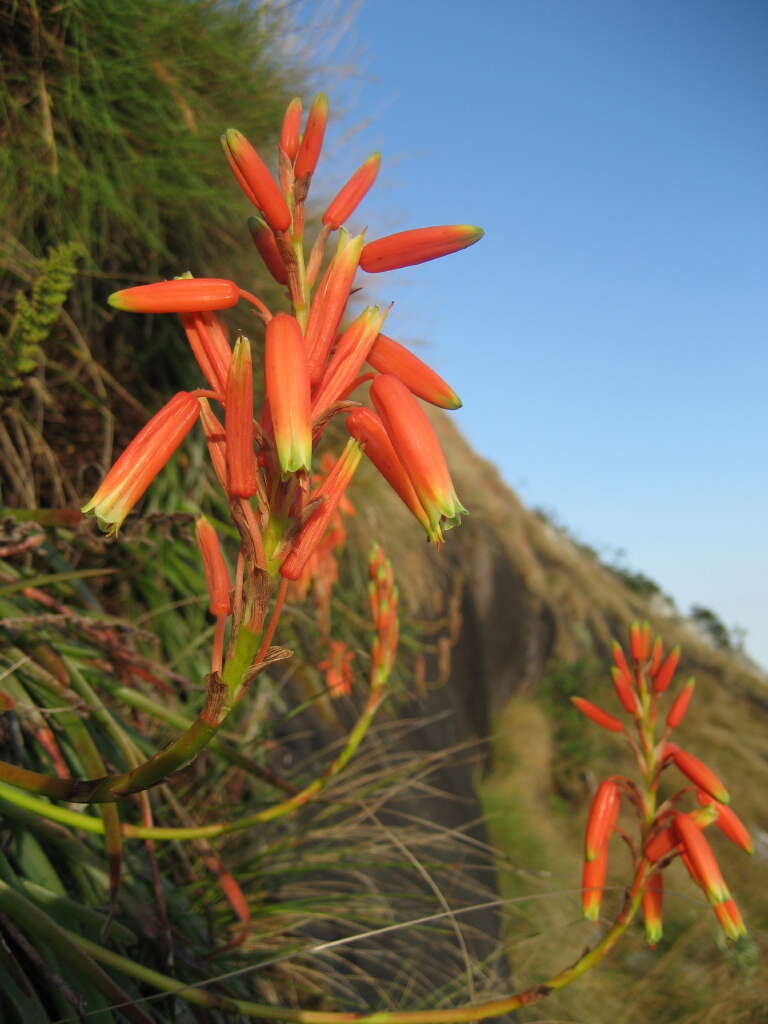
87,91 -> 481,617
577,625 -> 750,945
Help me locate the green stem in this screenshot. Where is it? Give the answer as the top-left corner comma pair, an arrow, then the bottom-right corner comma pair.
0,685 -> 387,841
0,627 -> 261,803
56,864 -> 649,1023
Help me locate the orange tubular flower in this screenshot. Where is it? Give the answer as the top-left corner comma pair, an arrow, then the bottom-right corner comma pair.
643,875 -> 664,946
346,407 -> 431,534
674,811 -> 731,905
82,392 -> 200,534
281,440 -> 363,581
265,313 -> 312,476
280,98 -> 302,162
360,225 -> 484,274
370,374 -> 466,544
366,333 -> 462,409
665,678 -> 696,729
671,747 -> 730,804
696,792 -> 754,854
612,641 -> 632,678
180,311 -> 232,395
584,780 -> 620,862
311,306 -> 388,420
582,841 -> 608,921
294,93 -> 328,182
195,517 -> 232,617
610,666 -> 640,715
199,399 -> 228,489
653,646 -> 680,693
304,231 -> 365,384
108,279 -> 240,314
225,337 -> 258,498
322,153 -> 381,230
221,129 -> 291,232
570,697 -> 624,733
713,899 -> 747,941
248,217 -> 289,285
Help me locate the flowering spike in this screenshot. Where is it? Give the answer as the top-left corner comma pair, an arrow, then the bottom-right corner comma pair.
671,747 -> 730,804
570,697 -> 624,733
346,407 -> 431,535
280,98 -> 302,161
696,793 -> 753,854
195,517 -> 232,617
665,678 -> 696,729
311,306 -> 389,420
221,129 -> 291,232
674,812 -> 731,905
367,333 -> 462,409
643,875 -> 664,946
582,842 -> 607,921
281,440 -> 363,581
713,899 -> 747,940
610,665 -> 640,715
371,374 -> 466,544
248,217 -> 289,285
294,93 -> 328,183
265,314 -> 312,476
225,337 -> 258,498
653,646 -> 680,693
323,153 -> 381,230
81,393 -> 200,534
360,225 -> 484,274
108,279 -> 239,314
304,231 -> 365,383
584,780 -> 620,862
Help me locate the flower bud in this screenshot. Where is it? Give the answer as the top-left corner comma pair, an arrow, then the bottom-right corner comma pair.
585,780 -> 620,862
674,811 -> 731,905
221,129 -> 291,232
570,697 -> 624,733
248,217 -> 289,285
695,793 -> 753,854
360,225 -> 483,273
367,333 -> 462,409
312,306 -> 388,420
671,747 -> 730,804
323,153 -> 381,229
225,337 -> 258,498
653,646 -> 680,693
280,98 -> 302,161
665,678 -> 695,729
294,93 -> 328,182
582,842 -> 607,921
195,517 -> 232,617
265,313 -> 312,476
108,279 -> 239,314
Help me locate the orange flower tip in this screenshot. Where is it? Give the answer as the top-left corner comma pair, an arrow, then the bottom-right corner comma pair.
360,224 -> 484,274
108,279 -> 240,314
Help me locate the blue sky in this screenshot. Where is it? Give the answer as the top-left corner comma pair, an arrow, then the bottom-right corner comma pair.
298,0 -> 767,667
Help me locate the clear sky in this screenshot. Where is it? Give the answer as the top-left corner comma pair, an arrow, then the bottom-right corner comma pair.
297,0 -> 768,668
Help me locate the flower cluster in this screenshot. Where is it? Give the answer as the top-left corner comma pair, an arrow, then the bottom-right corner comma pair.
84,92 -> 482,605
575,623 -> 750,944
